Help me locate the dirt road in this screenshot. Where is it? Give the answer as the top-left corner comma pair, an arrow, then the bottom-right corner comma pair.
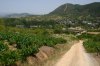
55,40 -> 99,66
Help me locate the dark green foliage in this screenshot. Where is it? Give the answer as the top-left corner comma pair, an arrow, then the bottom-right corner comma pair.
50,2 -> 100,17
77,33 -> 94,39
78,33 -> 100,54
3,18 -> 57,28
0,31 -> 66,65
83,40 -> 100,53
0,51 -> 20,66
0,41 -> 8,52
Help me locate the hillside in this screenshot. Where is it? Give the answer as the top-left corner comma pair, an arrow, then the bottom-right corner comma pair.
0,2 -> 100,29
50,2 -> 100,17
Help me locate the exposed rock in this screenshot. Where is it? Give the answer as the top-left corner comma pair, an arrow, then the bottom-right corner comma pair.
12,44 -> 17,48
26,56 -> 37,65
16,61 -> 22,66
36,46 -> 55,61
3,40 -> 17,51
39,46 -> 55,56
8,45 -> 17,51
3,40 -> 9,45
36,50 -> 48,61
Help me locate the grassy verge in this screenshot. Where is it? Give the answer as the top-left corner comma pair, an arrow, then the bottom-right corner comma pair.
77,33 -> 100,55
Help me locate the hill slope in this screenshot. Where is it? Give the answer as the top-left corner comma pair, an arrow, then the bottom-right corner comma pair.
50,2 -> 100,17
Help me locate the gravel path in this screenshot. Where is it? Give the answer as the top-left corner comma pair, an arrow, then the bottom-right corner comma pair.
55,40 -> 99,66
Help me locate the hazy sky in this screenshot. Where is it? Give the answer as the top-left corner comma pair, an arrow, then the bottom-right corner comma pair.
0,0 -> 100,14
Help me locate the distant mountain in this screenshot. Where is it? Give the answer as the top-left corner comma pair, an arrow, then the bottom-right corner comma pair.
5,13 -> 31,18
50,2 -> 100,17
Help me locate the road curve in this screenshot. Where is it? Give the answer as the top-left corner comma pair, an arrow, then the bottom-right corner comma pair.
55,40 -> 99,66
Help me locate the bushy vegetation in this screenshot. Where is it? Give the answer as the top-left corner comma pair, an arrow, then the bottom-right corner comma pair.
50,2 -> 100,19
1,18 -> 58,28
78,33 -> 100,55
0,30 -> 66,66
83,39 -> 100,53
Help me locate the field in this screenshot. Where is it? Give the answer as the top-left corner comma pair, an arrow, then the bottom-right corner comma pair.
0,28 -> 66,66
0,1 -> 100,66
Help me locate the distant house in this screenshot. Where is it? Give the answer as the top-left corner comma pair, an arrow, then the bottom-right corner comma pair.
82,21 -> 87,24
87,23 -> 92,25
30,25 -> 38,28
68,27 -> 83,30
68,27 -> 85,33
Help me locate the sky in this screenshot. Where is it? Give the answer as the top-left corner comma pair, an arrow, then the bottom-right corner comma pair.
0,0 -> 100,15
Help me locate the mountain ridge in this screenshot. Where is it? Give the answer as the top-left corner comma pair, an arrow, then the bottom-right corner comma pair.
49,2 -> 100,18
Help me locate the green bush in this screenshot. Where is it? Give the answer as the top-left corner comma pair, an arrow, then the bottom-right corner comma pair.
0,51 -> 20,66
80,34 -> 100,54
0,41 -> 8,52
0,31 -> 66,65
